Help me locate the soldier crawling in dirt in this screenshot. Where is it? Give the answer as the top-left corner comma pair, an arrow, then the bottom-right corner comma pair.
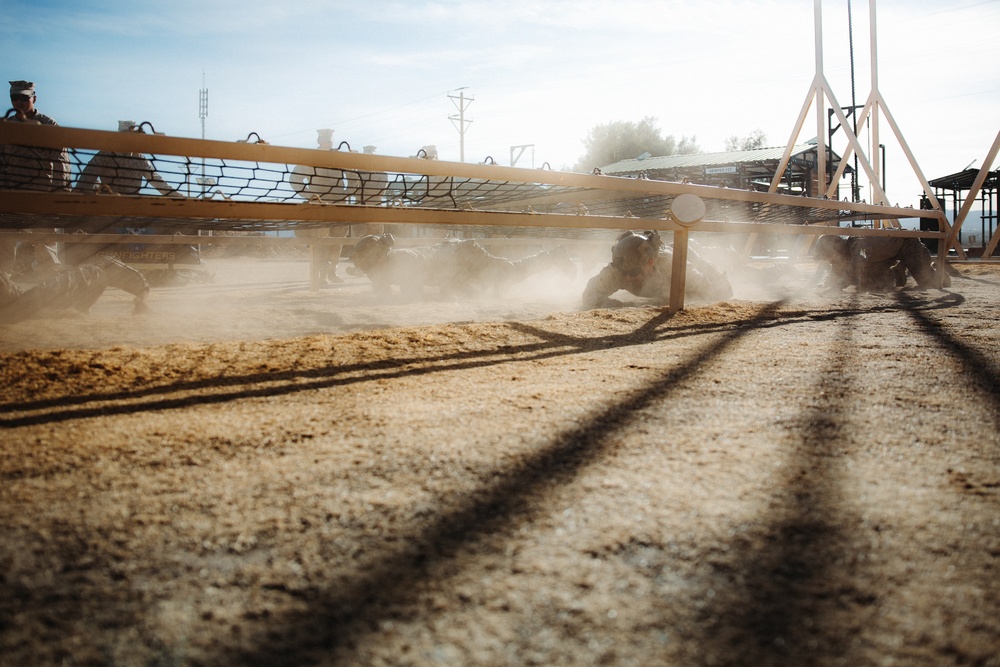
581,230 -> 732,309
0,256 -> 150,323
350,232 -> 576,298
813,235 -> 949,293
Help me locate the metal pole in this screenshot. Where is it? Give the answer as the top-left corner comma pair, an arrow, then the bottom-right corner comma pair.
199,74 -> 208,197
870,0 -> 881,203
458,91 -> 465,162
814,0 -> 827,197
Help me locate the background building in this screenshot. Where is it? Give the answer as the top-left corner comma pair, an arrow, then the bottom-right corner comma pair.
600,141 -> 852,199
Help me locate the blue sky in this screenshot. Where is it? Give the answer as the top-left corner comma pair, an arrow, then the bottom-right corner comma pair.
2,0 -> 998,207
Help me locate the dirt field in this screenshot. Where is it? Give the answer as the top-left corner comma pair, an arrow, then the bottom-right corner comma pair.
1,253 -> 999,666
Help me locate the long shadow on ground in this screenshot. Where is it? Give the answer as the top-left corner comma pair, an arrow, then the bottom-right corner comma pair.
225,304 -> 785,665
696,289 -> 1000,666
898,291 -> 1000,412
696,296 -> 866,665
0,292 -> 964,429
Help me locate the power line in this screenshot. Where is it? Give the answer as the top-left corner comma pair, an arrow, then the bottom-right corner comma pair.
268,91 -> 448,142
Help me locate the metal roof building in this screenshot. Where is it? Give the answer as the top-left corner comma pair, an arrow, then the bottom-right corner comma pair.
928,167 -> 999,255
600,142 -> 852,199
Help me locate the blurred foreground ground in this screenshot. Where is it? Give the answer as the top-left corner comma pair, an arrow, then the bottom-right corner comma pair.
1,258 -> 998,666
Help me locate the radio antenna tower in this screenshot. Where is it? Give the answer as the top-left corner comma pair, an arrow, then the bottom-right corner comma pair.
199,71 -> 208,140
198,71 -> 209,196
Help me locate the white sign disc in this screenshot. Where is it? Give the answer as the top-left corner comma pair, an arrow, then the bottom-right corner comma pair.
671,193 -> 706,225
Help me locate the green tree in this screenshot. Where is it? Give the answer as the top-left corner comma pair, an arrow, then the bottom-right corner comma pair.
723,129 -> 767,152
573,116 -> 700,172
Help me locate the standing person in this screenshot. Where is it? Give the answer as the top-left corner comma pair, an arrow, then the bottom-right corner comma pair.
67,120 -> 187,265
74,121 -> 182,196
289,128 -> 349,285
1,80 -> 70,191
581,230 -> 732,309
1,80 -> 70,277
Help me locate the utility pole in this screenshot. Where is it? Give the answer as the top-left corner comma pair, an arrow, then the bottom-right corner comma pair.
448,88 -> 473,163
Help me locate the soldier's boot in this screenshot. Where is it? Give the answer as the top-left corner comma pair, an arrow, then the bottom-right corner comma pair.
326,262 -> 345,284
545,246 -> 577,279
98,257 -> 149,298
906,259 -> 945,290
95,257 -> 151,312
892,261 -> 908,287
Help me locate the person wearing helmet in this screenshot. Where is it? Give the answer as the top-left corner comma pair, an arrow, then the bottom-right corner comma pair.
813,235 -> 864,291
350,232 -> 576,298
813,234 -> 946,292
0,256 -> 149,322
581,230 -> 732,309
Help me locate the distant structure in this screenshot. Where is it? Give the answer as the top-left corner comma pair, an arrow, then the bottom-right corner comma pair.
600,143 -> 853,198
448,88 -> 473,163
198,73 -> 209,197
928,166 -> 1000,256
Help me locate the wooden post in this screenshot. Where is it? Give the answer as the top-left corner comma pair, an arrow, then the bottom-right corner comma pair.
310,243 -> 322,291
668,193 -> 707,314
668,227 -> 689,314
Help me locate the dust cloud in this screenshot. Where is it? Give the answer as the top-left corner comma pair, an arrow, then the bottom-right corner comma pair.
0,238 -> 819,353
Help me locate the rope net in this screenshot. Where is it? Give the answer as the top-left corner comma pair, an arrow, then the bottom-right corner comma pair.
0,123 -> 927,238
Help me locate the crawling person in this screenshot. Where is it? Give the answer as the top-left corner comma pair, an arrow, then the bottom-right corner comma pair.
813,236 -> 868,291
581,230 -> 732,309
0,256 -> 150,322
350,232 -> 576,298
813,235 -> 947,293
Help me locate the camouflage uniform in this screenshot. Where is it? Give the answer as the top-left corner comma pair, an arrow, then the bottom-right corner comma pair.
351,233 -> 575,297
1,82 -> 70,192
288,131 -> 391,282
288,130 -> 357,284
813,236 -> 862,290
0,257 -> 149,323
1,81 -> 69,277
293,227 -> 347,284
815,235 -> 944,292
74,121 -> 180,197
853,236 -> 941,289
582,230 -> 732,309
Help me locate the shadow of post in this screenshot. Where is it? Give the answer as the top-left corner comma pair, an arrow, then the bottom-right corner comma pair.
696,304 -> 862,664
230,304 -> 785,666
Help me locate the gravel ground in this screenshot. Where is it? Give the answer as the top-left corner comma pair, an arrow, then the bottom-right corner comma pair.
1,255 -> 998,666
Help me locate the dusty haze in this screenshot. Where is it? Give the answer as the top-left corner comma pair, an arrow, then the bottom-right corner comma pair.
0,240 -> 813,351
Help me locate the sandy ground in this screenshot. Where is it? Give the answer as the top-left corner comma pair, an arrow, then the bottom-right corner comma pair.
1,251 -> 999,666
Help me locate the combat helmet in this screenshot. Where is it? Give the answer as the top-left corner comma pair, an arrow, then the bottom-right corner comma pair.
813,235 -> 849,262
611,230 -> 662,276
351,233 -> 394,273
